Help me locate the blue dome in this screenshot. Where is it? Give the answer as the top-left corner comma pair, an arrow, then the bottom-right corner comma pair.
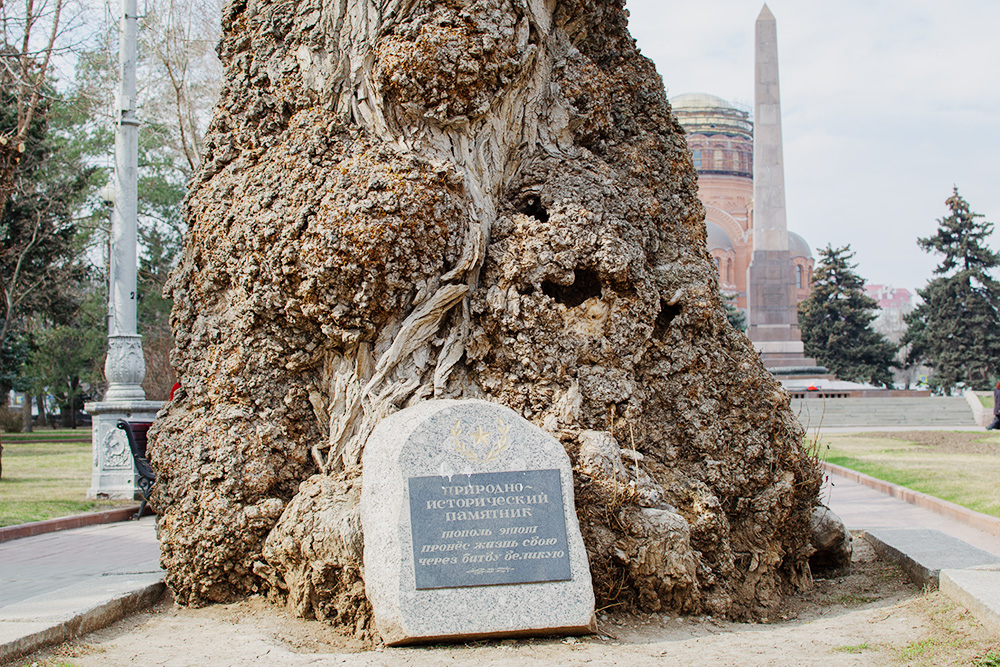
788,231 -> 812,258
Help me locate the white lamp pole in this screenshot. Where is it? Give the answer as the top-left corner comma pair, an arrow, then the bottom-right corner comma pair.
104,0 -> 146,401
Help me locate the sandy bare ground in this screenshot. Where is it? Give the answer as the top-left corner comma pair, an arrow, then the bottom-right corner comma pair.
861,430 -> 1000,456
21,540 -> 1000,667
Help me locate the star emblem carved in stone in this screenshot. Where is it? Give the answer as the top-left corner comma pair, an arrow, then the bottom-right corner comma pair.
472,425 -> 491,446
451,419 -> 510,464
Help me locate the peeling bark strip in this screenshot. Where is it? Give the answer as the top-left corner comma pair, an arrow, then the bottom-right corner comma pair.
150,0 -> 822,631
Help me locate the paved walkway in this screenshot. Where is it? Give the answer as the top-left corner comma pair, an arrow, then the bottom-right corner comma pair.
0,517 -> 161,608
823,468 -> 1000,556
0,517 -> 163,664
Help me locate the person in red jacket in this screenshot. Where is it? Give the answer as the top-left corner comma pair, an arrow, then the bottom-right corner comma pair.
988,381 -> 1000,430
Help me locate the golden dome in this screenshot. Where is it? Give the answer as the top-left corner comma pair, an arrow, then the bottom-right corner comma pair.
671,93 -> 753,141
672,92 -> 733,109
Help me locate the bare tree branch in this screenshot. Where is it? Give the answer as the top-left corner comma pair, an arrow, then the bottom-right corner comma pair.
0,207 -> 41,346
0,0 -> 65,209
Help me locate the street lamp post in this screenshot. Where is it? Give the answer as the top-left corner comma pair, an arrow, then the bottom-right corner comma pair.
86,0 -> 164,500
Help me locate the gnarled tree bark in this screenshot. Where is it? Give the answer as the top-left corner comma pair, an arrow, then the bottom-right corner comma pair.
150,0 -> 822,633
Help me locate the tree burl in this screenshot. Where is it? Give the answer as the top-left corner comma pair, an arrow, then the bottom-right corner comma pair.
149,0 -> 822,635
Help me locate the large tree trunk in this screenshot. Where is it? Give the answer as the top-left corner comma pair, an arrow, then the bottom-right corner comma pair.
35,394 -> 47,429
62,407 -> 76,429
21,399 -> 32,432
150,0 -> 822,632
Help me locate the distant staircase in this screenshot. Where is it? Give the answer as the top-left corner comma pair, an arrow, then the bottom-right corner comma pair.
791,397 -> 978,429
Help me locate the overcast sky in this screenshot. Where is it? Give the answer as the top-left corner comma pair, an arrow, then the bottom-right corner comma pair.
624,0 -> 1000,291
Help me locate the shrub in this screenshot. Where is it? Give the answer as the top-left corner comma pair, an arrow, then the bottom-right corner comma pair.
0,407 -> 24,433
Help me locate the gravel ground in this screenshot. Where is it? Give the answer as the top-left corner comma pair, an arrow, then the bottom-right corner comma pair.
18,539 -> 1000,667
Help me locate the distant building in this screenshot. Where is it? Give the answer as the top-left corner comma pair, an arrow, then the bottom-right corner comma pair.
864,284 -> 914,317
864,284 -> 915,345
670,92 -> 814,312
864,284 -> 923,388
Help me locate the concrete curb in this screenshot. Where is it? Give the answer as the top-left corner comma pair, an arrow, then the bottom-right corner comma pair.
963,390 -> 993,428
940,566 -> 1000,637
820,461 -> 1000,539
0,507 -> 142,544
861,528 -> 1000,588
861,529 -> 934,588
0,569 -> 165,665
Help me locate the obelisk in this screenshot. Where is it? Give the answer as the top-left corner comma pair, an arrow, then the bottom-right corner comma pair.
747,3 -> 805,360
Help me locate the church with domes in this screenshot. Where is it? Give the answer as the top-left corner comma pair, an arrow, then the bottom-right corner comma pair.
671,92 -> 814,313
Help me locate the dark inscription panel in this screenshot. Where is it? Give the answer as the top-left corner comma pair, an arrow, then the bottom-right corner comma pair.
408,469 -> 571,590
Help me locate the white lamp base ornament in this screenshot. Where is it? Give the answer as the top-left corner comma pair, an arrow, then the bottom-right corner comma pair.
103,334 -> 147,401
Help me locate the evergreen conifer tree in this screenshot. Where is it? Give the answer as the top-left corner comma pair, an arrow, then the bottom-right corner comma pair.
903,187 -> 1000,392
1,59 -> 96,407
722,292 -> 747,332
798,244 -> 897,387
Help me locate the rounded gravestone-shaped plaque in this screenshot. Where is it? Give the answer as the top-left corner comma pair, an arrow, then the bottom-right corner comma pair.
361,399 -> 596,645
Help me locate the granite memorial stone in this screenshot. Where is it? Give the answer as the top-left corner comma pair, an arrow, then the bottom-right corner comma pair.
361,399 -> 596,645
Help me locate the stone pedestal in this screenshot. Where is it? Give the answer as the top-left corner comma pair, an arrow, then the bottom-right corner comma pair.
85,400 -> 164,499
747,249 -> 803,352
747,250 -> 828,378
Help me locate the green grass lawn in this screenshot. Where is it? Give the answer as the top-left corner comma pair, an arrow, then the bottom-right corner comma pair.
2,429 -> 92,442
0,436 -> 134,527
820,432 -> 1000,519
4,428 -> 1000,527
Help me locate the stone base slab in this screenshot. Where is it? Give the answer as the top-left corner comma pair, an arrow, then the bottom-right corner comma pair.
940,565 -> 1000,636
753,340 -> 805,355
